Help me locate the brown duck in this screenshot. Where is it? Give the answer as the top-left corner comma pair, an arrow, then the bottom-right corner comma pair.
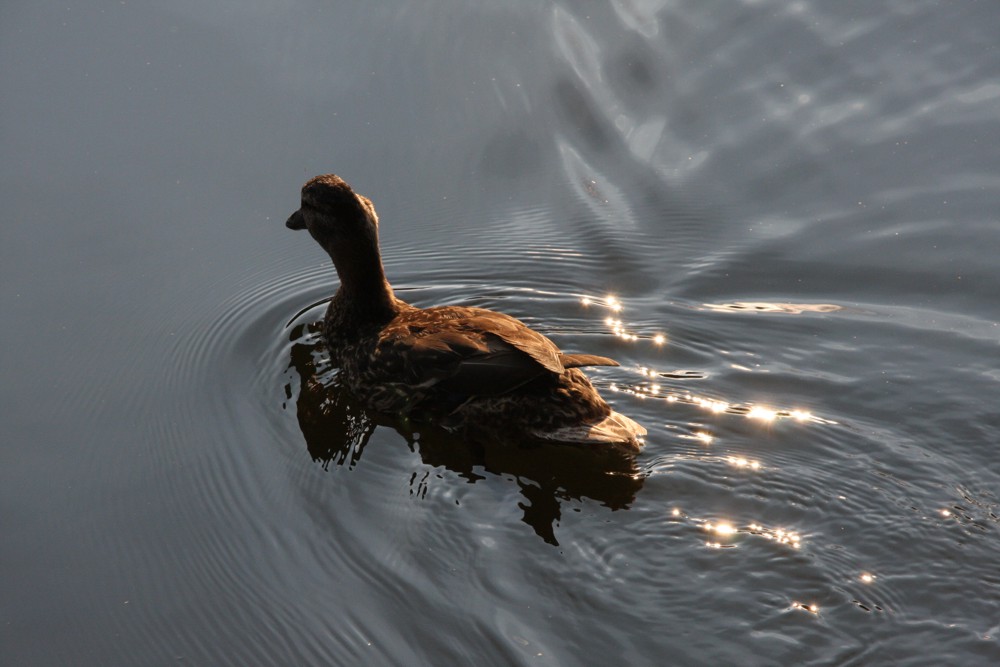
286,174 -> 646,450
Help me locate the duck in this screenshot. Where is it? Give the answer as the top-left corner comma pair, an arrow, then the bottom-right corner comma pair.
285,174 -> 646,450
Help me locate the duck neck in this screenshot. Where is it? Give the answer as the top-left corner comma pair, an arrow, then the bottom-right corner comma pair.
326,238 -> 401,333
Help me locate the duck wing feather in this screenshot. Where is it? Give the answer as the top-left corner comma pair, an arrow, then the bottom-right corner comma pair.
377,307 -> 569,396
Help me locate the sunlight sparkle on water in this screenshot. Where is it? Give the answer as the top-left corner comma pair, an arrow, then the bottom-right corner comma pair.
750,524 -> 802,548
588,296 -> 668,347
695,396 -> 729,413
747,405 -> 778,422
860,573 -> 875,583
583,297 -> 835,427
727,456 -> 761,470
714,522 -> 736,536
678,515 -> 805,552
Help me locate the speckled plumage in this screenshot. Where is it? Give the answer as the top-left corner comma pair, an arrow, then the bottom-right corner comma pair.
286,174 -> 645,450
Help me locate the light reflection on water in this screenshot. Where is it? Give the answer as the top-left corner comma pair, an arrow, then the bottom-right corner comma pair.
6,0 -> 1000,665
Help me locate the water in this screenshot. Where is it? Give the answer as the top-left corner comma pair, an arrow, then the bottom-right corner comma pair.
3,1 -> 1000,664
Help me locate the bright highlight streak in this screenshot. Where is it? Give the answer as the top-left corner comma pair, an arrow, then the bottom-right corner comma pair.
695,431 -> 714,445
695,397 -> 729,413
792,602 -> 819,614
748,405 -> 778,422
714,522 -> 736,536
727,456 -> 761,470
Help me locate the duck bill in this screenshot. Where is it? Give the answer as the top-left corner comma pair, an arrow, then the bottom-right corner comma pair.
285,209 -> 307,230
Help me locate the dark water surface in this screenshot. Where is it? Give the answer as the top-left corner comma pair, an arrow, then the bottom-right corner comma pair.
4,1 -> 1000,665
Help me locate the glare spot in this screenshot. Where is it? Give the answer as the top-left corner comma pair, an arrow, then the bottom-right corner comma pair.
695,431 -> 714,445
671,508 -> 681,517
792,602 -> 819,614
714,522 -> 736,536
580,296 -> 592,306
653,333 -> 666,345
752,525 -> 803,548
694,396 -> 729,413
727,456 -> 761,470
790,409 -> 813,422
650,384 -> 660,394
691,518 -> 805,553
940,509 -> 951,517
748,405 -> 777,422
860,573 -> 875,583
604,316 -> 614,326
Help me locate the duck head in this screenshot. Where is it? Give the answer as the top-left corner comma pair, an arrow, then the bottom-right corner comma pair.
286,174 -> 398,317
286,174 -> 380,255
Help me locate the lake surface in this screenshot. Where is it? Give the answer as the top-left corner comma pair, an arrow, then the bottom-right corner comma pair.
4,1 -> 1000,665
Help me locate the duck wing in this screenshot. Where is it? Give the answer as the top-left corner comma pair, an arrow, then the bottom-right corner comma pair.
460,314 -> 620,371
453,310 -> 565,375
378,308 -> 569,397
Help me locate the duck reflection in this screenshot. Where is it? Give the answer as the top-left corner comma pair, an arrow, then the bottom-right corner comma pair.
286,323 -> 644,545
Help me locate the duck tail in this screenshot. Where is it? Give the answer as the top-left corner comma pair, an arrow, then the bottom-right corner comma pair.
558,353 -> 620,369
534,411 -> 646,451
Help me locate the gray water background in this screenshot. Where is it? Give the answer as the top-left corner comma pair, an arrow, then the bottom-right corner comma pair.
3,1 -> 1000,665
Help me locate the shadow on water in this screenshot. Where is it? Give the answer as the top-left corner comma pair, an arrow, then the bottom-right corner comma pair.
284,322 -> 645,545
